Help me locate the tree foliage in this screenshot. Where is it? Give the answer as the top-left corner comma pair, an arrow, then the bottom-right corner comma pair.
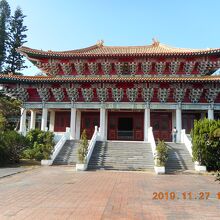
0,111 -> 6,131
0,0 -> 10,72
77,129 -> 88,163
0,1 -> 27,73
22,129 -> 55,161
155,139 -> 168,166
0,130 -> 26,164
191,118 -> 220,171
6,7 -> 27,73
0,94 -> 21,130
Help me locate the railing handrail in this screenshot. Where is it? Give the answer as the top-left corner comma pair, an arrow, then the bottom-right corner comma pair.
148,127 -> 156,156
181,129 -> 192,157
50,127 -> 70,162
85,126 -> 99,165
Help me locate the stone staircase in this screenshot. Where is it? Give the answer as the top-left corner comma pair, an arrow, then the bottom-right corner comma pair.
88,141 -> 154,171
53,140 -> 80,165
165,142 -> 194,174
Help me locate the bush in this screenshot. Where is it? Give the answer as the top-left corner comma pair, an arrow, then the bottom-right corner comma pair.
155,140 -> 168,166
77,129 -> 88,163
215,171 -> 220,183
0,112 -> 6,132
22,129 -> 55,161
0,130 -> 27,164
191,118 -> 220,171
0,96 -> 21,130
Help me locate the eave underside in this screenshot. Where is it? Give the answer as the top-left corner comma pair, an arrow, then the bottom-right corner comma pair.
1,75 -> 220,84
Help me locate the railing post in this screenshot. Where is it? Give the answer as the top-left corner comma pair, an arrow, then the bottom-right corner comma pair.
181,129 -> 185,143
66,127 -> 70,140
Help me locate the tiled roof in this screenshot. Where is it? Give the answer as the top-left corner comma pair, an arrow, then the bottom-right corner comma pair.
17,41 -> 220,58
1,74 -> 220,83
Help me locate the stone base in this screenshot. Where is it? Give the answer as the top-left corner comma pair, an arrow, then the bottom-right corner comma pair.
195,164 -> 207,172
154,166 -> 165,174
76,163 -> 87,171
41,160 -> 53,166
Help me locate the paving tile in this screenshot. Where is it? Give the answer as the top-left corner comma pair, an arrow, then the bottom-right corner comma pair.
0,167 -> 219,219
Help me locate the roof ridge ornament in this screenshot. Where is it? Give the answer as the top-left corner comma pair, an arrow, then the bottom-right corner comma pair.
152,38 -> 160,46
96,40 -> 104,46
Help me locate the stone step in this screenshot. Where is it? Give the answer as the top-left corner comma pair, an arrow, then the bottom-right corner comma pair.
165,142 -> 194,173
53,140 -> 80,165
88,141 -> 154,171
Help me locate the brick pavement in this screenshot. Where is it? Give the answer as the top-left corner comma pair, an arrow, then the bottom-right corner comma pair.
0,166 -> 219,220
0,167 -> 35,178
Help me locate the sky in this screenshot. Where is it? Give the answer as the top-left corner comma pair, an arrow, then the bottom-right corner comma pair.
8,0 -> 220,75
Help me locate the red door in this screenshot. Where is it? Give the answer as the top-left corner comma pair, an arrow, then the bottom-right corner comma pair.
182,113 -> 201,134
151,112 -> 172,141
54,112 -> 70,132
108,112 -> 144,141
81,112 -> 100,139
134,115 -> 144,140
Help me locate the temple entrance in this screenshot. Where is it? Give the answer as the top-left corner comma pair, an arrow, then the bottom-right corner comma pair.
182,112 -> 202,134
54,111 -> 70,132
81,112 -> 100,139
118,117 -> 133,140
108,111 -> 144,141
151,112 -> 172,141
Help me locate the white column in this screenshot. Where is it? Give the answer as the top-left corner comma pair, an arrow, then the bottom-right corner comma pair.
49,110 -> 55,132
70,108 -> 76,140
76,110 -> 81,139
176,107 -> 182,143
41,108 -> 48,131
30,110 -> 36,130
172,110 -> 176,129
19,108 -> 27,136
100,108 -> 106,141
144,107 -> 150,142
105,109 -> 108,140
208,109 -> 214,120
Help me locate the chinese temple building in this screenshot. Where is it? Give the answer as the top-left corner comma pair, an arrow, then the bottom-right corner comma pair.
1,40 -> 220,143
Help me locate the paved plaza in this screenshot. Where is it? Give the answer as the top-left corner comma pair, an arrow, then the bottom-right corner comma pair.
0,166 -> 219,220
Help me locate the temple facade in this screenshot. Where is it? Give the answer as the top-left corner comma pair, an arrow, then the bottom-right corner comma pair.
1,40 -> 220,143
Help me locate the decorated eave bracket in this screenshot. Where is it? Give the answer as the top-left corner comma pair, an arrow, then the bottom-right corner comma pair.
34,59 -> 220,77
205,87 -> 220,103
37,87 -> 51,103
3,84 -> 220,104
3,87 -> 29,103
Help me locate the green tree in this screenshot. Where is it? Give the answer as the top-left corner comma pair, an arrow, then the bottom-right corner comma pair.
77,129 -> 88,163
155,140 -> 168,166
0,111 -> 6,131
23,129 -> 55,161
6,7 -> 27,74
0,0 -> 10,72
0,130 -> 26,164
0,94 -> 21,130
191,118 -> 220,170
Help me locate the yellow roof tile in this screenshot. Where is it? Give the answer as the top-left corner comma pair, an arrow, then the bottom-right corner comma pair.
17,42 -> 220,58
